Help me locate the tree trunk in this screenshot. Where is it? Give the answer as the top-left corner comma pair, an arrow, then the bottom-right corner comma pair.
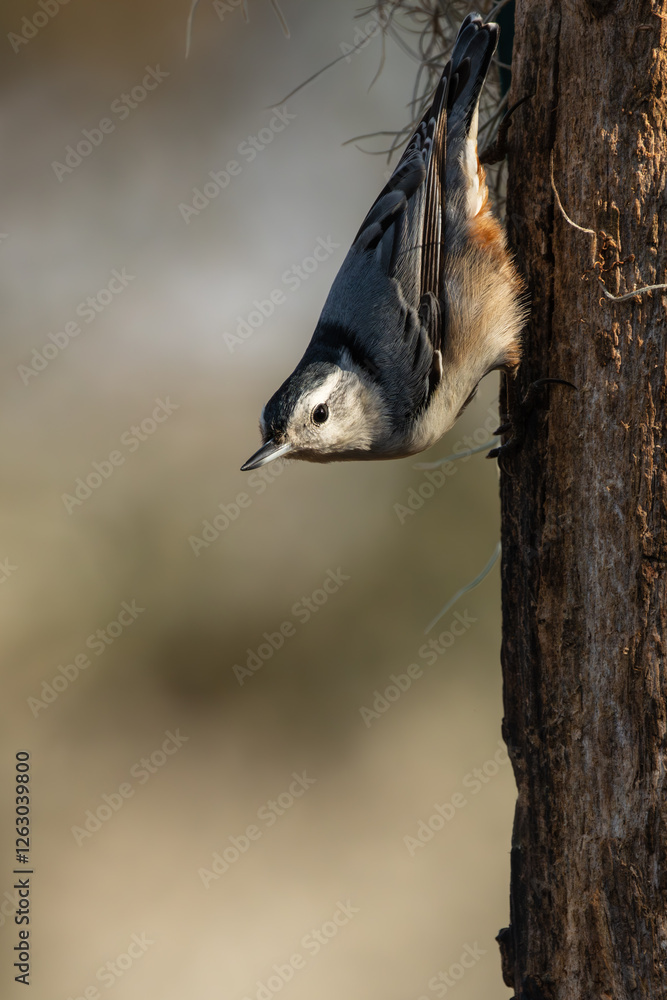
499,1 -> 667,997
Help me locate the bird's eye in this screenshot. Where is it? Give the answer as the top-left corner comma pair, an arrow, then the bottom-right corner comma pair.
312,403 -> 329,425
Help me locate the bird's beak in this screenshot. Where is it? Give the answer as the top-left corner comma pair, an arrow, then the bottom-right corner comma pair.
240,439 -> 293,471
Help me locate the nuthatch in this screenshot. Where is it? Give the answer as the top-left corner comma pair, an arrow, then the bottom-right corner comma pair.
242,11 -> 526,471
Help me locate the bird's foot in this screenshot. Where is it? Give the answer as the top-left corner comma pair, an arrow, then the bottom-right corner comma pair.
487,377 -> 577,469
479,95 -> 533,165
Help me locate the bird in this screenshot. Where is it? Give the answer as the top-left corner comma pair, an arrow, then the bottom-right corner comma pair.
241,11 -> 527,472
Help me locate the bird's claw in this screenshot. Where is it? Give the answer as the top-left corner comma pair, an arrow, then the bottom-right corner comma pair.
493,421 -> 512,436
479,94 -> 533,165
486,377 -> 578,468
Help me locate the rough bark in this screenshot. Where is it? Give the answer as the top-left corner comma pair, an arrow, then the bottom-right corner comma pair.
499,1 -> 667,997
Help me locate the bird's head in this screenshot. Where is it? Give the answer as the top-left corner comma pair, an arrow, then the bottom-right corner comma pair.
241,357 -> 391,469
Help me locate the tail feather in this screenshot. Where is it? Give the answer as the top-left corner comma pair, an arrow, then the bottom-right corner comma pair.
443,14 -> 498,222
349,12 -> 499,301
446,13 -> 498,139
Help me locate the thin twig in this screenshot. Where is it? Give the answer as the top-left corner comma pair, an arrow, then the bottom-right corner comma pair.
185,0 -> 202,58
597,279 -> 667,303
272,33 -> 382,105
269,0 -> 290,38
550,151 -> 667,303
414,438 -> 499,469
549,151 -> 598,257
424,542 -> 501,635
341,126 -> 415,148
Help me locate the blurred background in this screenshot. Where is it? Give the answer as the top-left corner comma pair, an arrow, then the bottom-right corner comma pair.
0,1 -> 515,997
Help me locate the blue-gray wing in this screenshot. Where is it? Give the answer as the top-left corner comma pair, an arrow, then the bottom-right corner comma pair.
313,13 -> 499,424
350,12 -> 499,355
